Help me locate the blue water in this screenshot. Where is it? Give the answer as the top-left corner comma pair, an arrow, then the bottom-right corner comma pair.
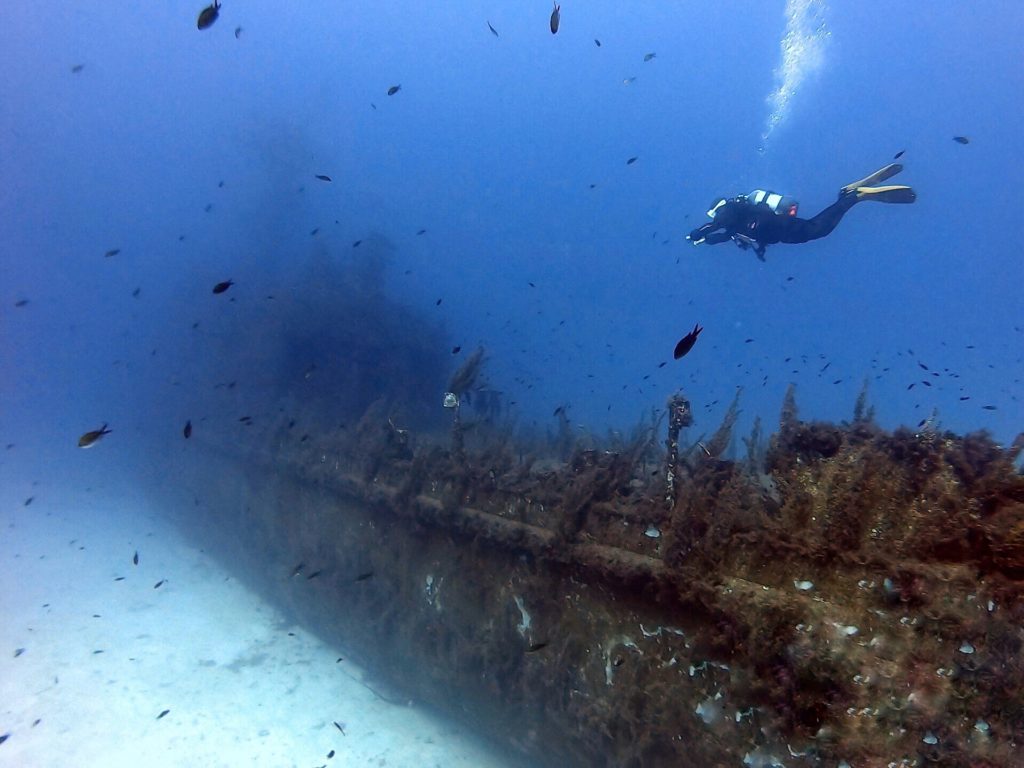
3,1 -> 1022,447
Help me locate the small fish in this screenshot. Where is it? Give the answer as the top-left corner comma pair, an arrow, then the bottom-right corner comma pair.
24,496 -> 33,506
133,551 -> 139,565
238,415 -> 252,423
354,571 -> 374,582
212,279 -> 233,294
71,64 -> 84,73
291,562 -> 304,577
526,642 -> 548,653
234,26 -> 242,39
387,85 -> 401,96
132,287 -> 140,297
487,20 -> 498,37
311,228 -> 319,236
0,734 -> 8,745
154,579 -> 166,589
549,2 -> 560,34
78,424 -> 112,448
105,248 -> 120,258
622,77 -> 636,85
594,39 -> 601,47
333,721 -> 346,735
14,648 -> 25,658
959,396 -> 970,401
307,569 -> 322,580
183,420 -> 192,439
982,405 -> 997,410
436,298 -> 442,306
196,0 -> 220,30
15,299 -> 29,307
315,174 -> 332,182
157,709 -> 170,720
352,240 -> 362,247
893,149 -> 905,159
626,156 -> 637,165
953,136 -> 969,144
451,346 -> 461,354
328,750 -> 335,758
673,323 -> 703,359
643,52 -> 656,62
114,576 -> 125,581
416,228 -> 427,235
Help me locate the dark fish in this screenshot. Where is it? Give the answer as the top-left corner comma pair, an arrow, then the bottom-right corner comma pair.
238,415 -> 252,423
157,709 -> 170,720
982,405 -> 997,410
24,496 -> 33,506
212,279 -> 234,294
154,579 -> 165,589
78,424 -> 112,448
549,2 -> 560,34
307,569 -> 322,580
416,228 -> 427,235
328,750 -> 335,758
133,551 -> 139,565
0,734 -> 7,745
311,228 -> 319,236
114,576 -> 125,581
643,52 -> 656,62
387,85 -> 401,96
315,174 -> 332,182
744,338 -> 754,343
14,648 -> 25,658
953,136 -> 969,144
354,571 -> 374,581
452,346 -> 461,354
352,240 -> 361,247
15,299 -> 29,307
290,562 -> 304,577
487,20 -> 498,37
626,156 -> 638,165
105,248 -> 120,257
526,642 -> 548,653
673,323 -> 703,359
234,26 -> 242,39
436,298 -> 442,306
594,39 -> 601,47
132,287 -> 140,297
893,149 -> 905,159
196,0 -> 220,30
183,420 -> 192,439
333,721 -> 346,735
204,203 -> 212,212
71,64 -> 84,73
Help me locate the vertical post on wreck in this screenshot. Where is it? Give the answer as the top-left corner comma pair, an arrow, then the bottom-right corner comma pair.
665,393 -> 693,507
443,391 -> 465,463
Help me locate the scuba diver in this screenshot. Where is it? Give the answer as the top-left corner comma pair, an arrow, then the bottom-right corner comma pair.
686,163 -> 916,261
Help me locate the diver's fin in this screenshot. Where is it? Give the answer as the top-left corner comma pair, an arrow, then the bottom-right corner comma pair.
854,184 -> 916,204
841,163 -> 903,195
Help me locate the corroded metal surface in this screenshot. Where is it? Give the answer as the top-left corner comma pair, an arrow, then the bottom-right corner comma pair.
172,393 -> 1024,767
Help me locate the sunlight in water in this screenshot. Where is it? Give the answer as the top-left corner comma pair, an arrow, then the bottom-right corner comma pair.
763,0 -> 830,142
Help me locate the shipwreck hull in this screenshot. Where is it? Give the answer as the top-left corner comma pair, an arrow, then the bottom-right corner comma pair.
166,407 -> 1024,768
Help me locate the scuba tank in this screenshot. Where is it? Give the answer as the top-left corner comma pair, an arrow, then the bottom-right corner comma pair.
745,189 -> 799,216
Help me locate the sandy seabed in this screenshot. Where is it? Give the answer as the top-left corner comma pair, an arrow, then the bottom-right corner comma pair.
0,475 -> 515,768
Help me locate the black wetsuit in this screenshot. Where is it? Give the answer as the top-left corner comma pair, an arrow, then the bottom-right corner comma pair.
688,193 -> 857,260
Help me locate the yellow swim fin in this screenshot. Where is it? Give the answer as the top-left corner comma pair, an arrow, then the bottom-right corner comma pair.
841,163 -> 904,195
854,185 -> 916,204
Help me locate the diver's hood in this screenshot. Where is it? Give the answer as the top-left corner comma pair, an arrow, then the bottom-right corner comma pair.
706,198 -> 728,219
